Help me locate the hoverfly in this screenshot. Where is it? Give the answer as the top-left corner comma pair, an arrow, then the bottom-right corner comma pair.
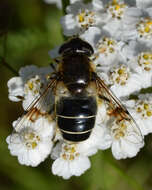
13,37 -> 143,143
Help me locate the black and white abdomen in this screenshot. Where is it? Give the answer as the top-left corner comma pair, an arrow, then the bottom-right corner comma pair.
56,96 -> 97,142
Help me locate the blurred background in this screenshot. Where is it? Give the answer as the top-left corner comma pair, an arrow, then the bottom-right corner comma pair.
0,0 -> 152,190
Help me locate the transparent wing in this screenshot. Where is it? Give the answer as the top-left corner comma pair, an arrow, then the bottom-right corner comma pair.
94,73 -> 144,144
13,78 -> 57,132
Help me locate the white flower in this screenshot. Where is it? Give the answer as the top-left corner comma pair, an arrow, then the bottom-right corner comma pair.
106,0 -> 128,20
98,118 -> 144,159
7,65 -> 53,110
51,142 -> 91,179
99,63 -> 143,98
6,115 -> 55,167
23,75 -> 45,109
93,98 -> 144,158
134,52 -> 152,72
130,52 -> 152,88
102,0 -> 129,40
122,41 -> 152,88
80,27 -> 102,49
92,36 -> 125,69
60,0 -> 104,36
122,7 -> 152,46
126,95 -> 152,136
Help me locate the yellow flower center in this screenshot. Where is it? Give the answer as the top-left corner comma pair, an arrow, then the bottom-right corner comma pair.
78,11 -> 85,22
62,144 -> 80,161
77,9 -> 95,29
23,131 -> 40,149
137,18 -> 152,39
112,120 -> 127,140
27,82 -> 34,90
94,37 -> 116,60
138,52 -> 152,71
24,75 -> 43,95
114,131 -> 125,139
110,66 -> 129,86
107,0 -> 127,19
136,101 -> 152,119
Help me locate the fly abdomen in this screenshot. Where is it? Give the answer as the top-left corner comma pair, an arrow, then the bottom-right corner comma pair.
56,96 -> 97,142
57,115 -> 96,142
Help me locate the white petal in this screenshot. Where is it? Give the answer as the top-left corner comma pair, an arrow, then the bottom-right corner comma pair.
38,142 -> 53,159
52,158 -> 72,179
27,150 -> 43,166
121,139 -> 143,158
70,156 -> 91,176
136,0 -> 152,9
19,65 -> 38,82
7,77 -> 24,102
51,141 -> 63,160
112,140 -> 125,159
60,15 -> 79,36
95,125 -> 112,150
92,0 -> 103,11
80,27 -> 102,49
112,137 -> 144,160
34,116 -> 55,138
52,156 -> 90,179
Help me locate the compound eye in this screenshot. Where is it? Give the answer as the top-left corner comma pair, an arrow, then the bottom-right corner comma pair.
59,37 -> 94,56
82,46 -> 94,56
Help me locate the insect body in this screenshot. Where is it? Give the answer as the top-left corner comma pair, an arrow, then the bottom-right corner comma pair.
14,37 -> 143,144
56,38 -> 97,142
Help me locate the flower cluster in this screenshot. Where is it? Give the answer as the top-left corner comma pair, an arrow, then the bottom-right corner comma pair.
7,0 -> 152,179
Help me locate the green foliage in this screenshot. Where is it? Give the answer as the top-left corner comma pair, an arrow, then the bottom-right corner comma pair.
0,0 -> 152,190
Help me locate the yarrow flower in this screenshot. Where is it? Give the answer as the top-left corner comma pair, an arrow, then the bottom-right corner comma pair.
7,65 -> 53,110
102,0 -> 129,39
122,7 -> 152,46
7,115 -> 55,166
51,142 -> 91,179
99,118 -> 144,159
61,0 -> 104,36
122,40 -> 152,88
6,0 -> 152,179
107,63 -> 143,97
92,36 -> 125,69
126,94 -> 152,136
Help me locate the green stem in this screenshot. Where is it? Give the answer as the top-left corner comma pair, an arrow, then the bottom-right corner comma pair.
0,32 -> 18,75
61,0 -> 70,15
61,0 -> 70,40
0,57 -> 18,75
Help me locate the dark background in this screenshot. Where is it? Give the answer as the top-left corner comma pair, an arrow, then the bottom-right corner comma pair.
0,0 -> 152,189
